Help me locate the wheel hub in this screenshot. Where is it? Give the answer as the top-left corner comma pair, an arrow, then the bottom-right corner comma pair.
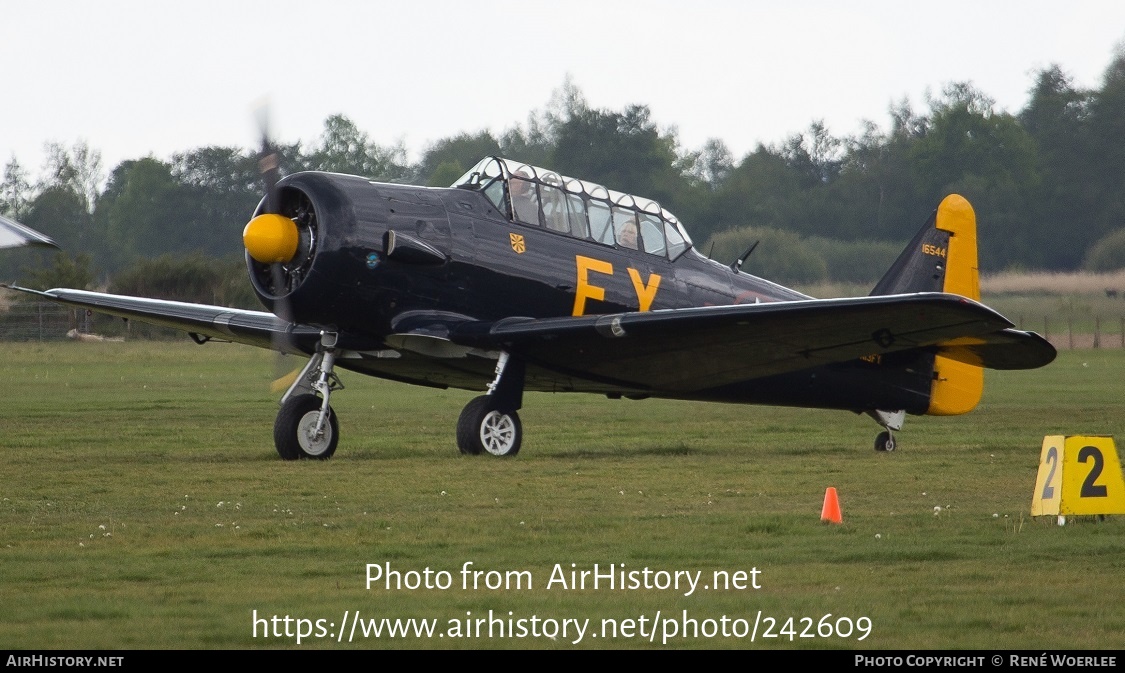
480,411 -> 516,455
297,411 -> 333,456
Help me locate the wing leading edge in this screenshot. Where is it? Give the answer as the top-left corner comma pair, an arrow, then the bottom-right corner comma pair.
4,286 -> 322,354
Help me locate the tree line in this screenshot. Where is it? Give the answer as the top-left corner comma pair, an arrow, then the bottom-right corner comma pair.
3,51 -> 1125,301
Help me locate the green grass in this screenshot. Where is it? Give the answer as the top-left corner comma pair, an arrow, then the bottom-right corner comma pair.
1,342 -> 1123,649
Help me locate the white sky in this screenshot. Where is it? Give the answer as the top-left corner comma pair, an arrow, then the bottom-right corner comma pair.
3,0 -> 1124,181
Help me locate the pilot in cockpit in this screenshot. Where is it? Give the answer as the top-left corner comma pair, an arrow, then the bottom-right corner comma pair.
509,169 -> 539,225
539,173 -> 569,233
617,219 -> 638,249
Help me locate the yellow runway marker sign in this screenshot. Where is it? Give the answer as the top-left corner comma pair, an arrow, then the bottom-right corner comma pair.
1031,436 -> 1125,517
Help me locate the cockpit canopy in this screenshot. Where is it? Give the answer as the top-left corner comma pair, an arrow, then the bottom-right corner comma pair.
453,157 -> 693,261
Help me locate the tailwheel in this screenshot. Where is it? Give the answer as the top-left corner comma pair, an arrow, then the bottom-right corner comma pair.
275,393 -> 338,460
457,395 -> 521,457
874,430 -> 896,453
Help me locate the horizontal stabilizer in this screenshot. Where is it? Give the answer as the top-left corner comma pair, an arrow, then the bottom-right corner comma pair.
935,329 -> 1056,370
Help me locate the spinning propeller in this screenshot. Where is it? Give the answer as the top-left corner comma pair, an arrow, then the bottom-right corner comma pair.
243,107 -> 303,388
242,105 -> 320,317
243,110 -> 299,286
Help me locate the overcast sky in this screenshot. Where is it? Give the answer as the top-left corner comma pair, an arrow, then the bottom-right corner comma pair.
3,1 -> 1124,181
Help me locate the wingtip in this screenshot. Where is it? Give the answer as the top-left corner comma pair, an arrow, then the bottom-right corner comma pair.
0,214 -> 59,250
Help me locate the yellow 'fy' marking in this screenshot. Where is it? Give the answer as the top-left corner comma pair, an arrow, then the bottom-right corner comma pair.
572,255 -> 663,316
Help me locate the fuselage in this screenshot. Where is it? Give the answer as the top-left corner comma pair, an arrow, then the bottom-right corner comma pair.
248,172 -> 807,333
244,165 -> 933,415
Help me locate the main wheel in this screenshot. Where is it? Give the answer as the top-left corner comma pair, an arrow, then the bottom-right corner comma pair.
274,394 -> 338,460
874,430 -> 896,452
456,395 -> 521,456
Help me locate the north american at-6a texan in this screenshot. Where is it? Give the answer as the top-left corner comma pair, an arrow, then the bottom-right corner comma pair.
10,156 -> 1055,459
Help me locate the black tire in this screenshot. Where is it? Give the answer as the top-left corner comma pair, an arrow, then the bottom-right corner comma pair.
456,395 -> 521,457
274,394 -> 338,460
874,430 -> 896,453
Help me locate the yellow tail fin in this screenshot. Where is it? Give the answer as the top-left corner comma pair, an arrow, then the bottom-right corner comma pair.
928,194 -> 983,416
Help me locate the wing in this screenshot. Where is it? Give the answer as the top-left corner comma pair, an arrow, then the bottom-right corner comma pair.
9,286 -> 1054,396
448,293 -> 1055,392
4,286 -> 322,354
0,215 -> 58,249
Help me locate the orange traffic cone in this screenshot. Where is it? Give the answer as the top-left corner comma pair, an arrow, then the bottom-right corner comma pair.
821,487 -> 843,524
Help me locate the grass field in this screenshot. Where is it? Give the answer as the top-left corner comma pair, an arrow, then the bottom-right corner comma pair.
1,342 -> 1123,649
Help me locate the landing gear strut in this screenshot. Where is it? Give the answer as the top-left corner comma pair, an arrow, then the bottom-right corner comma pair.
457,351 -> 525,457
274,332 -> 343,460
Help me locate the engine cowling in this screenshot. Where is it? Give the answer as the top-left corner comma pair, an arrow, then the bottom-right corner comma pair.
245,181 -> 321,311
245,172 -> 375,327
243,171 -> 454,334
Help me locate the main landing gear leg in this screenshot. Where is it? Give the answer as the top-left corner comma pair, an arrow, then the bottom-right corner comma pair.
274,332 -> 344,460
457,351 -> 526,457
866,409 -> 904,453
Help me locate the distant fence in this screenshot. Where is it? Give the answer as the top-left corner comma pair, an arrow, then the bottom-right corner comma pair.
0,303 -> 82,341
1014,315 -> 1125,350
2,302 -> 1124,349
0,302 -> 142,341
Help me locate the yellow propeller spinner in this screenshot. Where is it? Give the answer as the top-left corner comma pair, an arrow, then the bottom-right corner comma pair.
243,213 -> 298,264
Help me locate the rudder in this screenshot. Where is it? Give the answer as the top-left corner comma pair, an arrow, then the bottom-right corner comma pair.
871,194 -> 983,415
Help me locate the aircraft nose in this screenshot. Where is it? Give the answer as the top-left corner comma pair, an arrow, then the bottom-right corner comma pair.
243,213 -> 299,263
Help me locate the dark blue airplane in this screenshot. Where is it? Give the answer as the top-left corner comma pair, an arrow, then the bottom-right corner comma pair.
9,156 -> 1055,459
